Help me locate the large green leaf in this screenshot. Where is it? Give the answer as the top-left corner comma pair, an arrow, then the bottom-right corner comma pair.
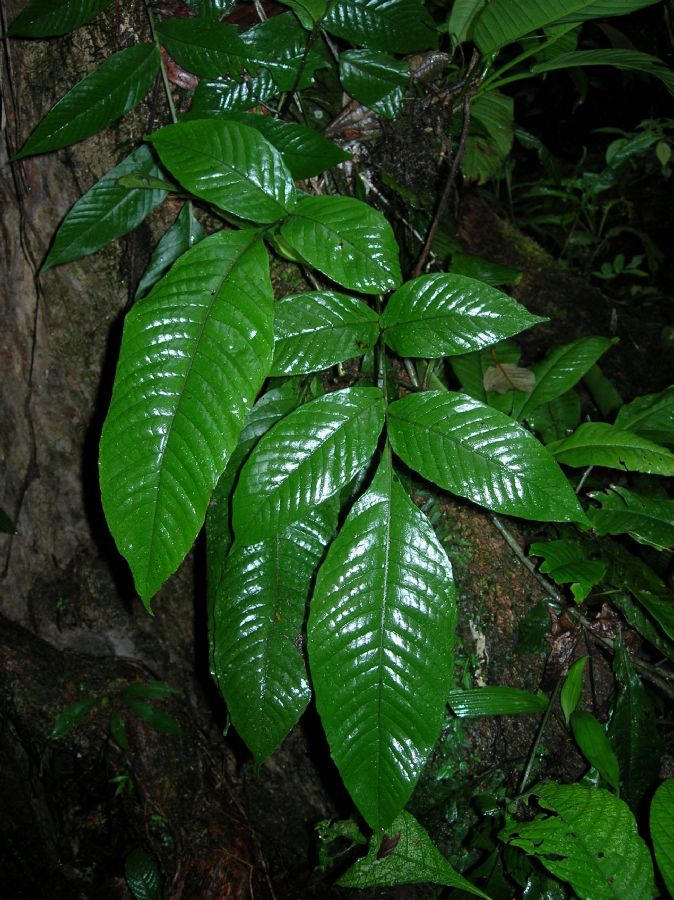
189,72 -> 279,116
449,340 -> 521,413
615,385 -> 674,445
323,0 -> 438,53
529,390 -> 581,444
99,230 -> 274,606
447,687 -> 548,717
602,541 -> 674,643
651,780 -> 674,898
148,119 -> 296,224
155,18 -> 256,80
532,49 -> 674,96
15,44 -> 160,160
561,656 -> 588,726
474,0 -> 660,55
530,539 -> 606,602
339,50 -> 409,120
388,391 -> 586,523
609,639 -> 663,810
381,273 -> 544,358
588,485 -> 674,550
445,0 -> 488,45
213,501 -> 337,764
199,111 -> 350,180
512,336 -> 616,422
43,145 -> 167,271
339,811 -> 488,897
462,90 -> 514,184
277,0 -> 328,29
240,11 -> 330,92
233,387 -> 385,543
501,782 -> 655,899
271,291 -> 379,376
280,195 -> 401,294
548,423 -> 674,475
8,0 -> 112,36
309,454 -> 456,832
570,710 -> 620,792
135,203 -> 205,299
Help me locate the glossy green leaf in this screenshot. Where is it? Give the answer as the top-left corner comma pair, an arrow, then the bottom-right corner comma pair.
530,539 -> 605,602
474,0 -> 660,55
135,203 -> 205,299
340,50 -> 408,120
339,811 -> 488,897
609,639 -> 663,810
548,423 -> 674,475
388,391 -> 587,523
280,195 -> 401,294
277,0 -> 328,29
512,336 -> 616,422
213,501 -> 337,764
50,697 -> 97,740
529,390 -> 581,444
462,91 -> 514,184
651,779 -> 674,898
602,542 -> 674,643
148,119 -> 296,224
382,273 -> 544,358
324,0 -> 438,53
189,72 -> 279,115
43,145 -> 166,271
123,698 -> 182,735
570,710 -> 620,792
450,341 -> 521,413
203,111 -> 350,180
233,387 -> 385,543
532,49 -> 674,96
99,230 -> 274,605
15,44 -> 160,160
240,11 -> 330,92
448,687 -> 548,717
446,0 -> 488,45
615,385 -> 674,445
271,291 -> 379,376
588,486 -> 674,550
8,0 -> 112,36
560,656 -> 588,726
124,848 -> 160,900
155,18 -> 255,80
583,364 -> 623,419
309,454 -> 456,832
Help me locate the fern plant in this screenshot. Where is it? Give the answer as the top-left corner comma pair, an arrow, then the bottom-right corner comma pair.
8,0 -> 674,892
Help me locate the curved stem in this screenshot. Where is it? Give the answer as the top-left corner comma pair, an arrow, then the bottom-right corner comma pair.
143,0 -> 178,125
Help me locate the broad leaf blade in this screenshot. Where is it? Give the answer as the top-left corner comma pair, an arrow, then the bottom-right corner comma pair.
8,0 -> 112,36
240,11 -> 330,92
548,423 -> 674,475
461,90 -> 514,184
309,455 -> 456,832
100,230 -> 274,605
588,486 -> 674,550
148,119 -> 296,224
532,49 -> 674,96
561,656 -> 588,726
135,202 -> 205,299
213,501 -> 337,764
381,273 -> 544,358
155,18 -> 255,79
530,539 -> 605,602
474,0 -> 660,55
324,0 -> 438,53
512,336 -> 616,422
43,145 -> 167,270
280,195 -> 401,294
570,710 -> 621,792
271,291 -> 379,376
339,811 -> 488,897
388,391 -> 586,523
232,387 -> 385,543
339,50 -> 408,120
501,782 -> 655,899
446,0 -> 488,45
651,779 -> 674,898
615,385 -> 674,445
448,687 -> 548,717
16,44 -> 160,159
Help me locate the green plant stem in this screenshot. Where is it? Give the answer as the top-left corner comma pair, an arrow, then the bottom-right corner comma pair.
376,295 -> 388,396
519,679 -> 562,794
143,0 -> 178,125
479,28 -> 574,96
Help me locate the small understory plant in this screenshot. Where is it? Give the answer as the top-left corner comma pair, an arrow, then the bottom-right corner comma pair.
8,0 -> 674,894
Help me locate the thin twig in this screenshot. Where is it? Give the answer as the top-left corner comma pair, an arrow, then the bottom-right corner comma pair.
143,0 -> 178,124
519,679 -> 562,795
